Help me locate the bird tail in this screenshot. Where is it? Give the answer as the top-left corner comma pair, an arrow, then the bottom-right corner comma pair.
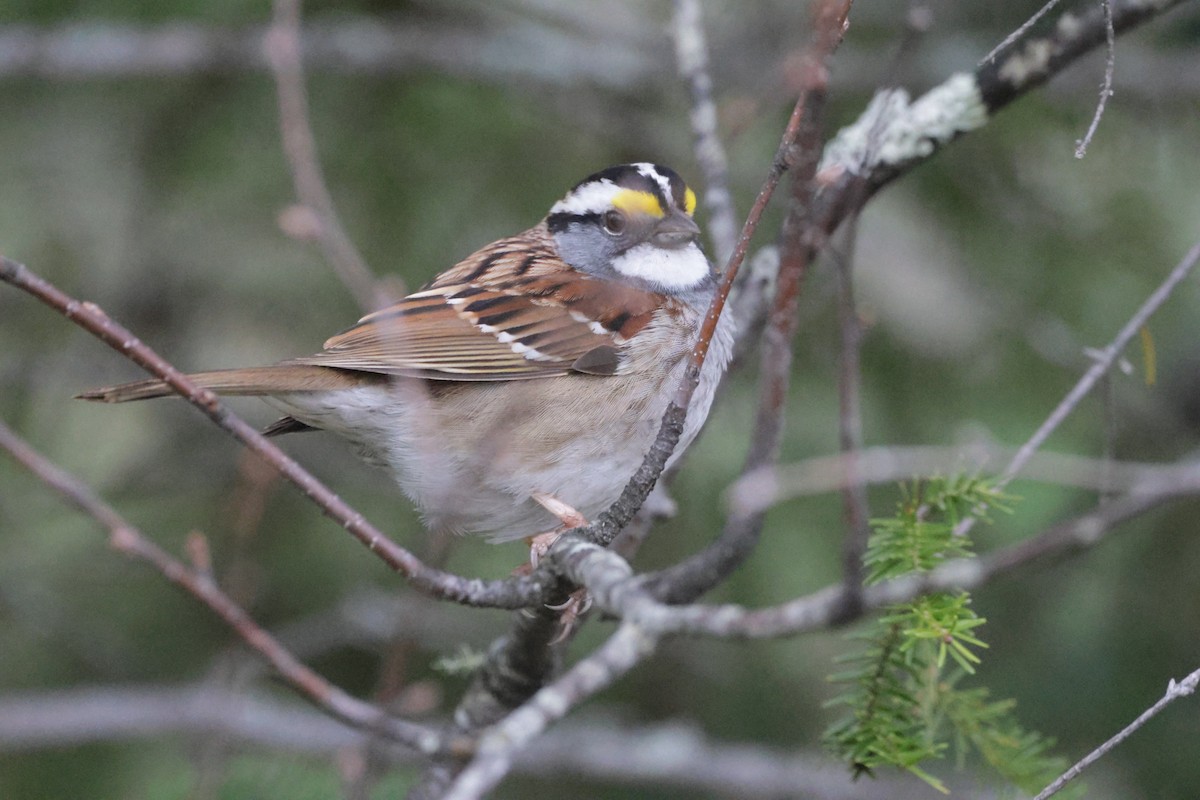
77,364 -> 364,403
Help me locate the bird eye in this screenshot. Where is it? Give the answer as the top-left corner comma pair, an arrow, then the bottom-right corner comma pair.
602,210 -> 626,235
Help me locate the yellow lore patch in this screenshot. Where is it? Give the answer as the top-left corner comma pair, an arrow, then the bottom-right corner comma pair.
611,189 -> 665,218
684,186 -> 697,216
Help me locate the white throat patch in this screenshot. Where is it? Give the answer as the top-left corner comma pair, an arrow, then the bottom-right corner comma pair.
610,241 -> 710,290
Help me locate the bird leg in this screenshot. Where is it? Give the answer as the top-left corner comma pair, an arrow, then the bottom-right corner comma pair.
523,491 -> 591,641
526,491 -> 587,567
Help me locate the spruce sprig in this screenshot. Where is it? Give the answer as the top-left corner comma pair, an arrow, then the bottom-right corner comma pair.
824,476 -> 1064,794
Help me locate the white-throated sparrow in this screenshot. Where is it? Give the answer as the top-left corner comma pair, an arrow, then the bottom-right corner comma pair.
82,164 -> 735,543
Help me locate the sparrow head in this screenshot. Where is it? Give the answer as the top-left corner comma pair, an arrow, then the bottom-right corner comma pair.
547,163 -> 712,294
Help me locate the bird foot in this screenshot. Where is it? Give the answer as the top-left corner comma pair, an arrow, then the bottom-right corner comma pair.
547,588 -> 592,644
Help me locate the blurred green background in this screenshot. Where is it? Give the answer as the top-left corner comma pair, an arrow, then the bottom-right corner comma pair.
2,1 -> 1200,798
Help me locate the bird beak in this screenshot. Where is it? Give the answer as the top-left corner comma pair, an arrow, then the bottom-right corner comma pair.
651,209 -> 701,249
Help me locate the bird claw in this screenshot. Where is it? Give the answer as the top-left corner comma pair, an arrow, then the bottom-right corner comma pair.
547,589 -> 592,644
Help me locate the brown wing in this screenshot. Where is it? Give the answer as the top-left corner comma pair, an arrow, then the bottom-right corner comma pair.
294,225 -> 664,381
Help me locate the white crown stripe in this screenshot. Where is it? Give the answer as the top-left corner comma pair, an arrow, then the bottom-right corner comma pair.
635,163 -> 676,206
550,179 -> 619,216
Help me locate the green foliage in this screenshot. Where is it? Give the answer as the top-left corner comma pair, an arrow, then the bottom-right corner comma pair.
863,476 -> 1009,584
824,623 -> 950,792
824,477 -> 1066,795
941,682 -> 1075,797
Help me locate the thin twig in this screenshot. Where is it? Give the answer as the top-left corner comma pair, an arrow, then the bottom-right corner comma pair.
0,256 -> 545,610
832,223 -> 871,612
1074,0 -> 1116,158
0,419 -> 442,754
980,0 -> 1065,65
998,239 -> 1200,488
671,0 -> 739,264
728,445 -> 1200,514
265,0 -> 390,311
1034,667 -> 1200,799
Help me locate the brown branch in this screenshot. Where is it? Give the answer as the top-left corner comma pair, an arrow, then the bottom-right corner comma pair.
0,256 -> 545,610
264,0 -> 391,312
641,0 -> 854,605
0,419 -> 442,754
564,2 -> 854,557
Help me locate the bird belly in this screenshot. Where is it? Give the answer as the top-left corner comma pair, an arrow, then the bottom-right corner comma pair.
263,308 -> 734,544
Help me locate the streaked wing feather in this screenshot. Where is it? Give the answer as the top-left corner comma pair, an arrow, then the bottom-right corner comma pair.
295,225 -> 666,381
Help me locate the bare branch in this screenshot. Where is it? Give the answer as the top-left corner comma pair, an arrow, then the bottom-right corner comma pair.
0,256 -> 545,609
0,419 -> 441,754
998,239 -> 1200,488
1035,667 -> 1200,799
265,0 -> 389,312
443,623 -> 659,800
0,12 -> 657,86
0,684 -> 941,798
729,445 -> 1200,515
819,0 -> 1186,207
641,0 -> 855,606
552,460 -> 1200,640
671,0 -> 738,264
